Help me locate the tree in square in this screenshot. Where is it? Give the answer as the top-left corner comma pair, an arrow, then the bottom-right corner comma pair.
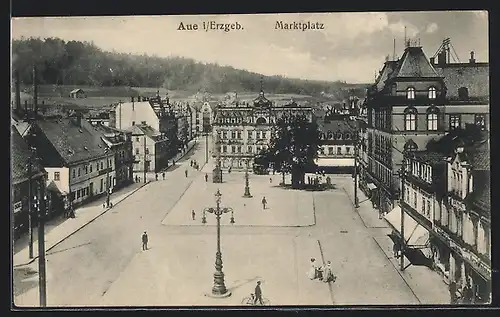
263,113 -> 321,188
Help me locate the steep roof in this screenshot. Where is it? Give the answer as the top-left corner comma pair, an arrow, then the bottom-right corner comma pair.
375,61 -> 398,91
126,124 -> 165,141
317,118 -> 354,133
36,117 -> 109,166
389,46 -> 440,79
11,125 -> 46,184
253,91 -> 272,108
434,64 -> 489,100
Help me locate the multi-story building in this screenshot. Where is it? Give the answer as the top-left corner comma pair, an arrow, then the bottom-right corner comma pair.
11,125 -> 47,238
315,110 -> 357,174
363,39 -> 489,215
31,115 -> 116,210
111,95 -> 178,163
384,125 -> 490,303
93,123 -> 134,189
127,124 -> 171,174
191,101 -> 215,135
212,88 -> 313,171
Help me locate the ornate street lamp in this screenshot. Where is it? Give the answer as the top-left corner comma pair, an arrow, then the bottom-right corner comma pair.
243,159 -> 253,198
203,189 -> 234,298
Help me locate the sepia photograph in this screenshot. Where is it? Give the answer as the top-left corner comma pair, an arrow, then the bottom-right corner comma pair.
10,11 -> 490,308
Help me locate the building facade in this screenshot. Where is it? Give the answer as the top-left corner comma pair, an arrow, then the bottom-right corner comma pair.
32,115 -> 116,210
212,89 -> 313,171
363,39 -> 489,215
128,124 -> 171,173
94,124 -> 134,190
11,125 -> 47,239
384,126 -> 490,304
315,111 -> 357,173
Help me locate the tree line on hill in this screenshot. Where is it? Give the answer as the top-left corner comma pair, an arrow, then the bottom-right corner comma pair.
12,37 -> 368,98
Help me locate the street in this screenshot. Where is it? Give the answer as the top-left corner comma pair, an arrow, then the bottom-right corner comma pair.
13,136 -> 449,307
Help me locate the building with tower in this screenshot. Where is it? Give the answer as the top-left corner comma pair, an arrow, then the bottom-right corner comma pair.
211,78 -> 313,171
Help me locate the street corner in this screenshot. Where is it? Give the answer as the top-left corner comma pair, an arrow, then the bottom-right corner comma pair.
161,172 -> 316,227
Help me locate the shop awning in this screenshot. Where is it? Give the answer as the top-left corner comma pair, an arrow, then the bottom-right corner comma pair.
367,183 -> 377,190
384,205 -> 430,247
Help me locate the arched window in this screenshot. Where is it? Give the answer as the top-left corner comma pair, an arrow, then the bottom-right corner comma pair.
335,131 -> 342,140
404,107 -> 418,131
458,87 -> 469,100
404,139 -> 418,152
428,87 -> 437,99
256,117 -> 267,125
344,132 -> 351,140
327,131 -> 333,139
406,87 -> 416,100
426,106 -> 440,131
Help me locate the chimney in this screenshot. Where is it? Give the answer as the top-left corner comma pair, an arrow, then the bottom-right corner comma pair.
437,50 -> 447,66
15,69 -> 21,113
430,57 -> 435,65
470,51 -> 476,64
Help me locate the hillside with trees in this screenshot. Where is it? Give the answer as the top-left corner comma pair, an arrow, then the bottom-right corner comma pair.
12,37 -> 368,98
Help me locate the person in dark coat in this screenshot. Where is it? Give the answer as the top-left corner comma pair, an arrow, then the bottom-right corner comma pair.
261,196 -> 267,210
162,172 -> 165,180
254,281 -> 264,305
185,170 -> 188,177
205,173 -> 208,182
142,231 -> 149,251
192,210 -> 196,220
155,173 -> 158,181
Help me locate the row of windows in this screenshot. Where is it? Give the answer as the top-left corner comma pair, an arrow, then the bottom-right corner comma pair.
404,183 -> 432,220
320,146 -> 352,155
403,86 -> 438,100
71,159 -> 113,179
221,145 -> 267,154
135,148 -> 150,155
405,158 -> 433,184
320,131 -> 353,140
219,130 -> 268,139
403,108 -> 486,131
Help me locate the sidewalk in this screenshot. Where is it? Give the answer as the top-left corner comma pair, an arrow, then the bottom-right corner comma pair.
373,235 -> 450,304
341,180 -> 388,229
13,181 -> 149,267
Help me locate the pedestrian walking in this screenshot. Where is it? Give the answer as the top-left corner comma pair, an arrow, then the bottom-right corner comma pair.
135,175 -> 138,183
155,173 -> 158,181
192,209 -> 196,220
185,170 -> 188,177
261,196 -> 267,209
269,177 -> 272,183
142,231 -> 149,251
162,172 -> 165,180
254,281 -> 264,305
69,207 -> 75,218
205,173 -> 208,182
190,160 -> 193,167
307,258 -> 317,280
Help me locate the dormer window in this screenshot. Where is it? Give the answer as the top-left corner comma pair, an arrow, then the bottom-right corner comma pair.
406,87 -> 416,100
428,87 -> 437,99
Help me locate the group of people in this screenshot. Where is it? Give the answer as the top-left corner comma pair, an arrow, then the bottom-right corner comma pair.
190,160 -> 199,170
308,258 -> 336,283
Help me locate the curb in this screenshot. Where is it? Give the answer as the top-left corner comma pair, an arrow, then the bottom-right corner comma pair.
161,223 -> 316,228
14,182 -> 150,268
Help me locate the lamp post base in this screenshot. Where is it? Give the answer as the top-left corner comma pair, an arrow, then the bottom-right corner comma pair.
204,290 -> 232,298
243,188 -> 253,198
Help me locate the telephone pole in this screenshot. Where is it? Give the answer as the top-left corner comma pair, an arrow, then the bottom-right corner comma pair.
37,180 -> 47,306
399,156 -> 406,271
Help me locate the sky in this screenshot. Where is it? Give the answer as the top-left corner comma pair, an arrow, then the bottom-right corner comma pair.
11,11 -> 488,84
